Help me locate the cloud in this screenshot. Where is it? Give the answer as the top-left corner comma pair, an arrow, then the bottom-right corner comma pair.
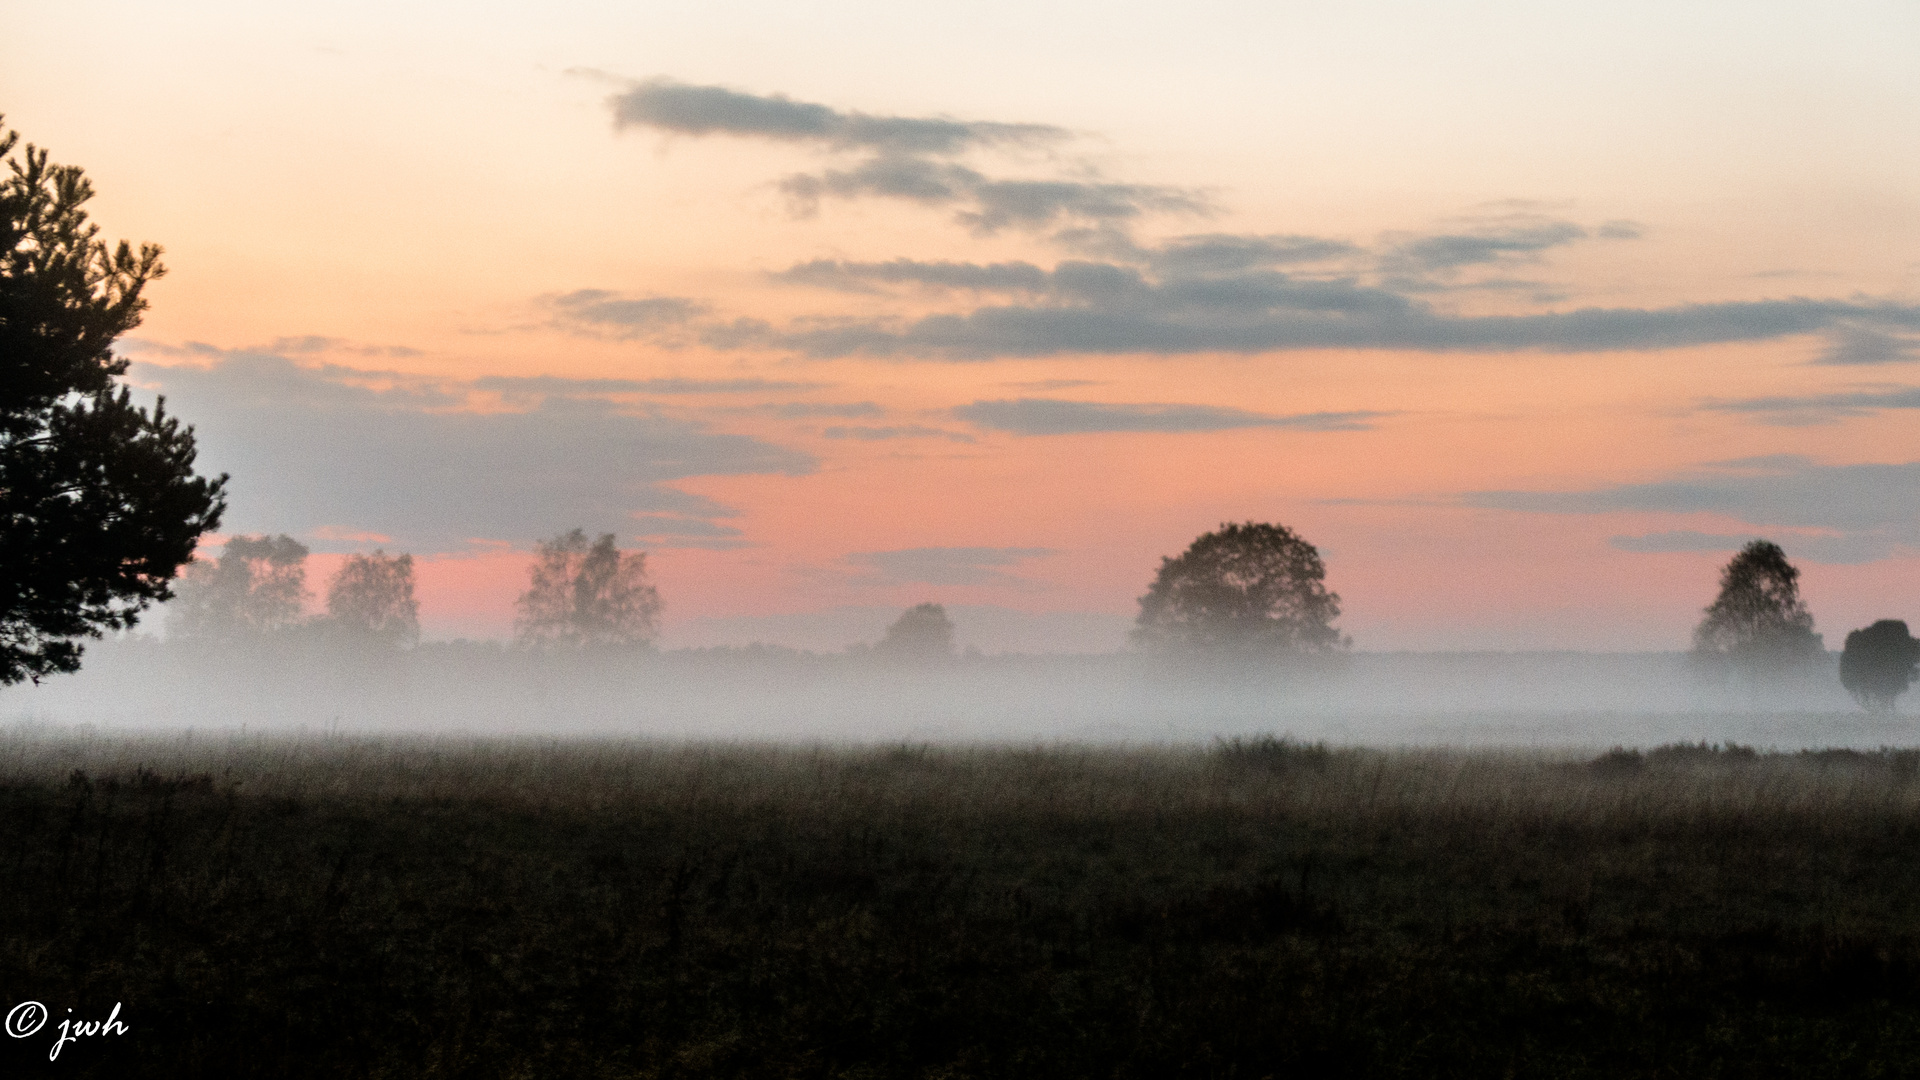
822,424 -> 975,442
774,238 -> 1366,298
310,525 -> 393,544
1004,379 -> 1100,390
737,232 -> 1920,360
606,78 -> 1204,236
609,79 -> 1069,155
845,546 -> 1056,587
954,398 -> 1386,435
1386,217 -> 1588,273
545,289 -> 709,339
598,85 -> 1920,362
775,258 -> 1054,294
1607,530 -> 1890,565
1608,530 -> 1755,553
627,513 -> 749,551
1468,456 -> 1920,563
773,257 -> 1408,314
959,178 -> 1206,234
1146,233 -> 1361,276
1702,385 -> 1920,426
778,159 -> 1206,234
263,335 -> 423,359
472,375 -> 825,397
130,350 -> 814,553
764,401 -> 884,418
722,285 -> 1920,360
1811,323 -> 1920,365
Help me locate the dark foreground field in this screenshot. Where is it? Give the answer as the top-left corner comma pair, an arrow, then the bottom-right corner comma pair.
5,731 -> 1920,1077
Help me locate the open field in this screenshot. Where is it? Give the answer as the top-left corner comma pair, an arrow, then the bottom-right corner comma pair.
6,729 -> 1920,1076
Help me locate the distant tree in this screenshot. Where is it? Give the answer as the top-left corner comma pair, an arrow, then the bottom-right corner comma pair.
167,534 -> 310,641
1133,522 -> 1347,655
1692,540 -> 1824,672
1839,620 -> 1920,712
874,602 -> 956,661
513,529 -> 661,648
0,119 -> 227,684
324,550 -> 420,648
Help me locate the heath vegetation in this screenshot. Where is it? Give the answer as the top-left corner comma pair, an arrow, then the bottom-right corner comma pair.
6,730 -> 1920,1076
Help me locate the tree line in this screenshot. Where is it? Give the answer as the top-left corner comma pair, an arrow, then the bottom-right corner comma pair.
2,117 -> 1915,710
163,529 -> 660,652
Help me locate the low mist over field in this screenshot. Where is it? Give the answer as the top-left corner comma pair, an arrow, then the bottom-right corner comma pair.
0,635 -> 1877,749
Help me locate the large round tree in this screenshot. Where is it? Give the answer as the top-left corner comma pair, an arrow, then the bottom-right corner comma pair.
1133,521 -> 1347,655
1,121 -> 226,684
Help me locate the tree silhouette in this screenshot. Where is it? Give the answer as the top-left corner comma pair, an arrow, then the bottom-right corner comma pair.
1692,540 -> 1824,672
167,535 -> 310,641
1133,522 -> 1346,655
514,530 -> 661,648
324,551 -> 420,648
0,120 -> 226,683
1839,620 -> 1920,712
874,602 -> 956,661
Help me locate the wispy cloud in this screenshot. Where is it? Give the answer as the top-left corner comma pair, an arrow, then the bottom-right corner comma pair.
1702,385 -> 1920,425
129,348 -> 814,553
822,424 -> 975,442
588,83 -> 1920,364
609,78 -> 1069,154
1469,456 -> 1920,563
627,513 -> 750,551
763,401 -> 884,419
776,159 -> 1206,235
717,290 -> 1919,361
263,335 -> 423,359
544,289 -> 709,339
774,258 -> 1054,295
845,546 -> 1056,587
1384,216 -> 1587,273
473,375 -> 827,396
1811,323 -> 1920,365
1607,530 -> 1753,553
605,77 -> 1205,236
1608,530 -> 1888,565
1146,233 -> 1361,276
954,399 -> 1386,435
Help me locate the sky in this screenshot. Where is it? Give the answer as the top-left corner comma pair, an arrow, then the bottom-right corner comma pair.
5,0 -> 1919,652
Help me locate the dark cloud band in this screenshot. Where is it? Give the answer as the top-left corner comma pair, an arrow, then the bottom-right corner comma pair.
610,79 -> 1069,154
954,399 -> 1385,435
1470,456 -> 1920,564
130,351 -> 815,553
845,546 -> 1056,587
720,294 -> 1919,360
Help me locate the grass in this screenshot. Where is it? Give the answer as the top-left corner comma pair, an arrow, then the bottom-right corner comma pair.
4,729 -> 1920,1076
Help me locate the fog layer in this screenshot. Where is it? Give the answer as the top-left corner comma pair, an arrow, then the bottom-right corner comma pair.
0,638 -> 1886,749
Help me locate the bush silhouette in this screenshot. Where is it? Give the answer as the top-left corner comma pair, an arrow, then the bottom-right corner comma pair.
874,602 -> 956,661
1839,620 -> 1920,712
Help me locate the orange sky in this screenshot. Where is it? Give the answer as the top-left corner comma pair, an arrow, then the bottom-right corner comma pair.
5,1 -> 1918,651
